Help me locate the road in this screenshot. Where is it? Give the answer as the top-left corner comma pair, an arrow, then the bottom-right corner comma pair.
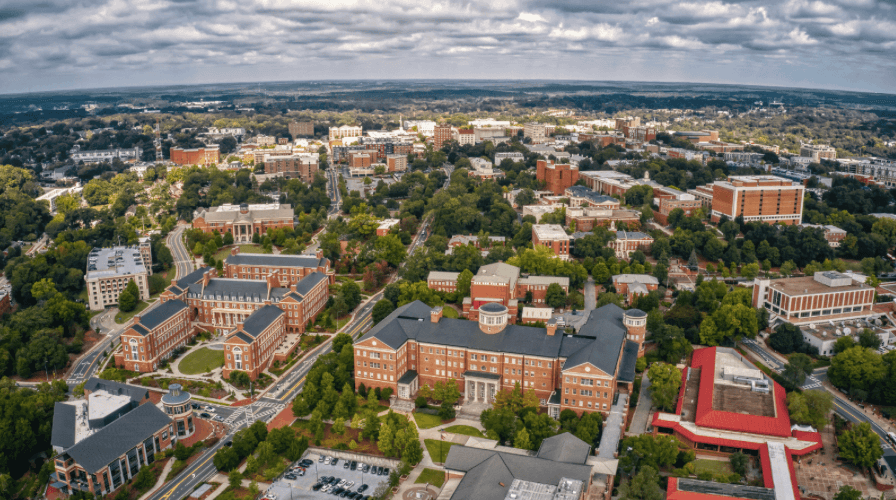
741,339 -> 896,463
166,224 -> 194,279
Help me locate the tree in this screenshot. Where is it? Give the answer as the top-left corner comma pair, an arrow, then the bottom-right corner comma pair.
133,464 -> 155,490
838,422 -> 883,468
371,299 -> 395,325
782,353 -> 813,387
834,336 -> 857,355
592,262 -> 610,283
619,466 -> 664,500
828,346 -> 886,394
545,283 -> 567,309
514,426 -> 532,450
729,452 -> 749,476
647,363 -> 682,411
740,262 -> 760,279
833,486 -> 863,500
858,329 -> 881,350
493,382 -> 539,414
118,288 -> 137,312
619,434 -> 680,474
787,390 -> 834,430
228,470 -> 242,489
457,269 -> 474,298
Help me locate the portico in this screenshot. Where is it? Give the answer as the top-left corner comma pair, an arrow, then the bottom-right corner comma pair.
464,371 -> 501,403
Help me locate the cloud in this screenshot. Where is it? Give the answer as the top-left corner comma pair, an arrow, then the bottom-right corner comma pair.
0,0 -> 894,93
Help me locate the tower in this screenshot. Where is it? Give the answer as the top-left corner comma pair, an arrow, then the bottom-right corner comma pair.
623,308 -> 647,356
154,119 -> 162,162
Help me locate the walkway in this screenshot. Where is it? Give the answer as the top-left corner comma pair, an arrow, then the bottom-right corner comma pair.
138,458 -> 175,500
628,372 -> 653,435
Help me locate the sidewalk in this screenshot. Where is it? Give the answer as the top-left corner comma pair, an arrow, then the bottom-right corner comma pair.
138,458 -> 175,500
628,372 -> 653,435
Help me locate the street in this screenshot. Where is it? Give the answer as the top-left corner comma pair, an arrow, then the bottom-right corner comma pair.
166,224 -> 194,279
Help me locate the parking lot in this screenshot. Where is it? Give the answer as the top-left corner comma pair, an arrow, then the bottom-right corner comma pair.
263,450 -> 399,500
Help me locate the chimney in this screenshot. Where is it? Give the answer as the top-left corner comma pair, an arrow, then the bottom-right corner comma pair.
171,279 -> 177,286
316,248 -> 323,259
202,270 -> 212,287
431,307 -> 443,323
231,246 -> 240,256
546,321 -> 557,336
133,315 -> 141,324
264,299 -> 271,306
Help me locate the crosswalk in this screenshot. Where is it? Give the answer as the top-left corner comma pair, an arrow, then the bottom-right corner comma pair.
222,402 -> 285,426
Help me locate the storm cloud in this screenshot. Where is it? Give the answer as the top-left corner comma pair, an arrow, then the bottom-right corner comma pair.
0,0 -> 894,94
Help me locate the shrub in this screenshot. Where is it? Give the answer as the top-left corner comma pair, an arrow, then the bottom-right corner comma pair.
415,396 -> 428,408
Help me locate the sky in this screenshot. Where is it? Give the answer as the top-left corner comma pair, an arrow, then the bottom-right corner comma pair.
1,0 -> 895,95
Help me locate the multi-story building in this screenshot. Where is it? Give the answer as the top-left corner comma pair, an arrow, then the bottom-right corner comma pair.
532,224 -> 572,260
192,203 -> 295,242
169,146 -> 220,166
350,152 -> 373,170
433,124 -> 452,150
687,184 -> 715,210
612,274 -> 659,304
263,155 -> 319,182
85,246 -> 150,311
37,182 -> 83,214
564,186 -> 620,208
467,158 -> 505,180
709,175 -> 804,225
70,147 -> 143,164
137,237 -> 153,275
456,262 -> 570,321
453,128 -> 475,145
115,299 -> 193,373
328,125 -> 362,141
469,118 -> 511,128
798,224 -> 847,247
524,122 -> 548,144
386,154 -> 408,172
494,152 -> 524,165
353,300 -> 642,417
752,271 -> 875,325
403,120 -> 436,136
536,159 -> 579,195
622,125 -> 656,143
724,151 -> 764,164
255,135 -> 276,146
609,231 -> 654,259
427,271 -> 461,293
655,195 -> 703,225
672,130 -> 719,144
223,248 -> 333,284
473,127 -> 506,143
799,143 -> 836,162
377,219 -> 401,236
222,304 -> 286,380
565,207 -> 641,232
51,378 -> 174,497
288,121 -> 314,138
0,289 -> 10,316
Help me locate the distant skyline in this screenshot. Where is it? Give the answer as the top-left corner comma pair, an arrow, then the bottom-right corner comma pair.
1,0 -> 895,95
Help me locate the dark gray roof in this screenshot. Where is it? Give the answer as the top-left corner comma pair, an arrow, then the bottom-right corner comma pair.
464,370 -> 501,380
397,370 -> 418,385
176,266 -> 210,289
131,324 -> 149,336
51,402 -> 77,450
676,479 -> 776,500
188,278 -> 273,302
617,340 -> 640,384
536,433 -> 591,464
161,385 -> 191,405
566,185 -> 618,204
66,403 -> 171,473
136,299 -> 188,331
479,302 -> 507,313
616,230 -> 651,240
239,305 -> 284,338
444,445 -> 593,500
626,308 -> 647,318
83,378 -> 149,402
293,272 -> 328,296
225,253 -> 325,268
563,304 -> 628,374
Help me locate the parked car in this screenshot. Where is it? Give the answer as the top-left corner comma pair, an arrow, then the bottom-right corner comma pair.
383,468 -> 390,476
199,412 -> 211,419
343,460 -> 350,469
312,483 -> 324,491
331,458 -> 339,466
361,464 -> 370,473
358,484 -> 369,493
284,474 -> 296,480
350,461 -> 357,471
297,469 -> 305,476
300,459 -> 314,467
324,457 -> 331,465
319,455 -> 326,463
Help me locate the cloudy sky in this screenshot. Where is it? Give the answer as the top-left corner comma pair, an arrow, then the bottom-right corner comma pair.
1,0 -> 895,95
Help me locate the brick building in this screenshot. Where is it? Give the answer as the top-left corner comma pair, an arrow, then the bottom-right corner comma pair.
350,153 -> 373,170
612,274 -> 659,304
51,379 -> 174,497
169,146 -> 220,166
536,159 -> 579,195
427,271 -> 460,293
709,175 -> 805,225
565,207 -> 641,232
223,248 -> 333,284
672,130 -> 719,144
222,304 -> 285,380
85,246 -> 150,311
564,186 -> 620,208
609,231 -> 654,259
798,224 -> 847,247
532,224 -> 572,260
192,203 -> 295,242
433,124 -> 452,150
115,299 -> 193,373
453,128 -> 475,145
0,289 -> 10,316
353,300 -> 642,418
263,155 -> 319,182
386,154 -> 408,172
752,271 -> 875,325
452,263 -> 569,321
288,121 -> 314,138
655,196 -> 704,225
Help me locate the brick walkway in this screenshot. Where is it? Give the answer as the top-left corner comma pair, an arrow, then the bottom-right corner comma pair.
267,405 -> 296,430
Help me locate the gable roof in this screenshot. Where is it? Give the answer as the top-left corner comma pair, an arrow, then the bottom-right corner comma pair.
225,253 -> 326,269
535,432 -> 591,464
65,403 -> 171,473
563,304 -> 627,373
51,402 -> 77,450
135,299 -> 188,331
188,278 -> 273,302
239,305 -> 284,338
293,272 -> 328,296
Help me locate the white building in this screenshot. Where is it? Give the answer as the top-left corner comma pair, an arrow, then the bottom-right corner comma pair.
495,152 -> 525,165
85,246 -> 150,311
469,118 -> 511,128
36,183 -> 82,214
403,120 -> 436,136
70,147 -> 142,164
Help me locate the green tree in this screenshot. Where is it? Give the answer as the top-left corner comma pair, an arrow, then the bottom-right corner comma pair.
619,434 -> 680,474
838,422 -> 883,468
768,323 -> 803,354
372,299 -> 396,325
647,363 -> 682,411
514,426 -> 533,450
834,336 -> 857,355
619,466 -> 664,500
228,470 -> 242,489
545,283 -> 567,309
118,289 -> 137,312
493,382 -> 539,414
833,486 -> 863,500
829,346 -> 885,394
457,269 -> 474,298
858,329 -> 881,350
787,390 -> 834,430
782,353 -> 813,387
729,452 -> 749,476
592,262 -> 610,283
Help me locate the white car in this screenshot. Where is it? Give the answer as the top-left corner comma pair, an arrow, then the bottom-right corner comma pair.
337,480 -> 347,488
321,484 -> 331,492
324,457 -> 331,465
346,481 -> 355,488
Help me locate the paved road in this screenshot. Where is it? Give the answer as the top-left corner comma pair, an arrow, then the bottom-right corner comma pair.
167,224 -> 194,279
67,308 -> 140,384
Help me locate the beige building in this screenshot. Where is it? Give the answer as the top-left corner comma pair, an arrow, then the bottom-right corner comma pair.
524,122 -> 548,144
799,143 -> 837,162
329,125 -> 362,141
86,247 -> 150,311
386,154 -> 408,172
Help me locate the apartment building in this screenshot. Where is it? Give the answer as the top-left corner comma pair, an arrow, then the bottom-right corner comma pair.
115,299 -> 192,373
427,271 -> 460,293
433,124 -> 452,150
612,274 -> 659,304
532,224 -> 572,260
223,248 -> 333,284
453,129 -> 475,145
565,207 -> 641,232
169,146 -> 220,166
655,195 -> 703,225
263,155 -> 319,182
710,175 -> 804,225
353,300 -> 642,417
51,379 -> 173,497
672,130 -> 719,144
288,121 -> 314,138
192,203 -> 295,242
386,154 -> 408,172
329,125 -> 362,141
752,271 -> 875,325
70,147 -> 142,164
222,304 -> 286,380
85,246 -> 150,311
800,143 -> 837,162
523,122 -> 548,144
255,135 -> 276,146
610,231 -> 654,259
536,159 -> 579,195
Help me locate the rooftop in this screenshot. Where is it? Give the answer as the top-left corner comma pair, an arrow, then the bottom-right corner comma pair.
766,272 -> 867,296
86,246 -> 147,279
532,224 -> 571,240
133,299 -> 188,333
225,253 -> 326,268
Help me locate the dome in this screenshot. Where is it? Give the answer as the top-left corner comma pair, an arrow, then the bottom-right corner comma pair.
161,383 -> 192,405
625,308 -> 647,318
480,302 -> 508,314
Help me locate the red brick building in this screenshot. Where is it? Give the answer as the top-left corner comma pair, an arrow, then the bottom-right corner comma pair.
532,224 -> 572,260
353,301 -> 643,418
565,207 -> 642,232
798,224 -> 847,247
609,231 -> 654,259
536,160 -> 579,195
451,263 -> 569,321
192,203 -> 295,242
752,271 -> 875,324
115,299 -> 194,373
223,248 -> 333,285
0,290 -> 11,316
170,146 -> 220,166
433,124 -> 452,150
710,175 -> 804,224
263,155 -> 319,182
222,304 -> 285,380
655,196 -> 704,225
612,274 -> 659,306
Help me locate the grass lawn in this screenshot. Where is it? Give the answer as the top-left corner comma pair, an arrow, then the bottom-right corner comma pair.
213,244 -> 268,262
694,459 -> 733,475
413,412 -> 443,429
415,468 -> 446,488
115,300 -> 152,324
178,348 -> 225,375
443,425 -> 484,438
442,308 -> 459,319
424,439 -> 455,463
